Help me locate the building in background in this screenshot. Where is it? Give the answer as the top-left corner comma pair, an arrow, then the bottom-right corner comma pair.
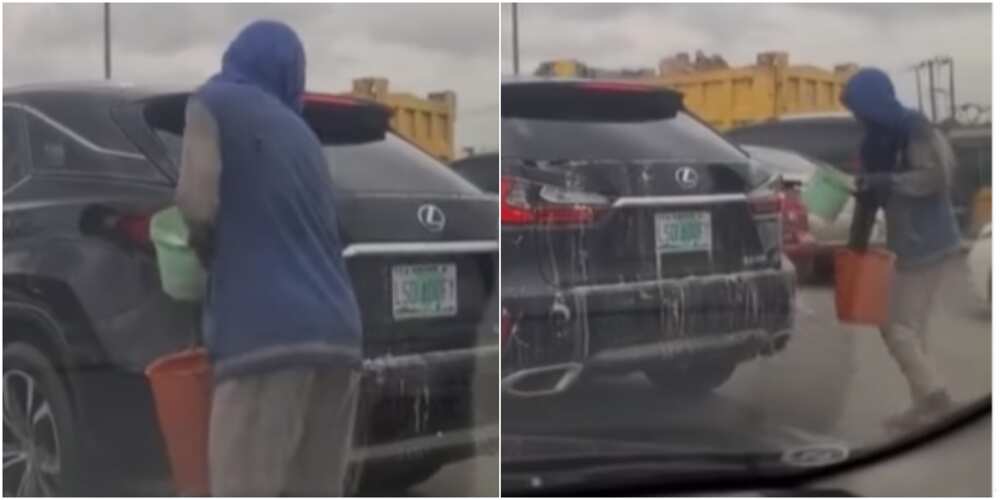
536,52 -> 857,131
350,77 -> 456,161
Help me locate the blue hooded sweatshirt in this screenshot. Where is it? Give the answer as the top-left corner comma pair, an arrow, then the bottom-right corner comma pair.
841,68 -> 917,177
196,21 -> 363,381
841,68 -> 961,268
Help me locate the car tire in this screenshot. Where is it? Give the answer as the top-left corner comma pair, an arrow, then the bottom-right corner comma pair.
643,359 -> 737,397
354,458 -> 444,495
3,342 -> 81,496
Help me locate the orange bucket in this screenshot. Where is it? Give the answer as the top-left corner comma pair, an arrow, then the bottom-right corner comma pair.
145,348 -> 212,496
834,248 -> 896,326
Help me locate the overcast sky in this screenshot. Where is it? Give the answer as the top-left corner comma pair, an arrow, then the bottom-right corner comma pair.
502,3 -> 991,114
3,3 -> 499,151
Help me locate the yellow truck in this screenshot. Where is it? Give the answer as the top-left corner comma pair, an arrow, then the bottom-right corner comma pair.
536,52 -> 856,131
349,77 -> 457,162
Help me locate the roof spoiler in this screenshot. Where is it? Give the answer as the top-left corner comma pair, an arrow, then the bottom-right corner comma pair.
502,81 -> 683,122
142,92 -> 394,145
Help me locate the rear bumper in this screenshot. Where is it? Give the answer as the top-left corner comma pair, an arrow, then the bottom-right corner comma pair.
358,344 -> 498,459
501,265 -> 796,397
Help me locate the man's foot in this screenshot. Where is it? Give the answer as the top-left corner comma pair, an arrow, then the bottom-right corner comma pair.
884,390 -> 955,433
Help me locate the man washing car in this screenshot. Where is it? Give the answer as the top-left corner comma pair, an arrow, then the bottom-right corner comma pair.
174,20 -> 363,496
841,68 -> 962,431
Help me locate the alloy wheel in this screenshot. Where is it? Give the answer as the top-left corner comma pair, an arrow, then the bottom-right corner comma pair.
3,369 -> 62,496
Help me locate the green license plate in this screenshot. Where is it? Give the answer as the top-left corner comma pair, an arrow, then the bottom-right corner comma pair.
391,263 -> 458,320
655,211 -> 712,254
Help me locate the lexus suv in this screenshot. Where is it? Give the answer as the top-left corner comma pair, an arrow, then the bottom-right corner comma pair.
500,79 -> 796,397
3,83 -> 497,495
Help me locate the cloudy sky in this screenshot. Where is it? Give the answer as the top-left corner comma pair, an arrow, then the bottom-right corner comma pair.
502,3 -> 991,114
3,3 -> 499,151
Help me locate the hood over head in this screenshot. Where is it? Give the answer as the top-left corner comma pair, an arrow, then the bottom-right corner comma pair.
212,20 -> 306,112
841,68 -> 909,132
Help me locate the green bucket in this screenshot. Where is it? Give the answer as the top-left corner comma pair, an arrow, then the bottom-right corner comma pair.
802,165 -> 854,223
150,207 -> 207,302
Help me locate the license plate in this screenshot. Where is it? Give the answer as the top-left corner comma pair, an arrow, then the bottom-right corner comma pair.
391,263 -> 457,320
655,211 -> 712,254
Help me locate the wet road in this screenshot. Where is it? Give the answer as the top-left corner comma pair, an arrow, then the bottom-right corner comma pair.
502,254 -> 990,454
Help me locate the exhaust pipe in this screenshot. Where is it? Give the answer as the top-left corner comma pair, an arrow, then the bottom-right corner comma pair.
501,363 -> 583,397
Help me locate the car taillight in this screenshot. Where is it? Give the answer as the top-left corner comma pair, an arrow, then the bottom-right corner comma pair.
778,189 -> 810,245
750,189 -> 783,263
501,176 -> 608,226
750,194 -> 782,216
501,308 -> 512,349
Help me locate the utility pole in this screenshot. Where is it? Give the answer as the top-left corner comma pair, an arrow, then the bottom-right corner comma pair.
511,3 -> 520,75
914,63 -> 924,113
103,3 -> 111,80
946,57 -> 957,121
927,60 -> 937,123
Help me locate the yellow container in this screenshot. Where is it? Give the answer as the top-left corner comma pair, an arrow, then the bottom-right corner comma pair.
350,78 -> 456,162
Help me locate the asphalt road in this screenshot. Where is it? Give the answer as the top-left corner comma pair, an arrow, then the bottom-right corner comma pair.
502,254 -> 990,457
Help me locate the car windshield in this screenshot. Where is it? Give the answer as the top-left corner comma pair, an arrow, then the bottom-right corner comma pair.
499,4 -> 990,496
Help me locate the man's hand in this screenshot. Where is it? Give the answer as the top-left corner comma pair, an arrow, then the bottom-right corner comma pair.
188,224 -> 215,268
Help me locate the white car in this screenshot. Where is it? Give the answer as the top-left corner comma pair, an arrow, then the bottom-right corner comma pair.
968,223 -> 991,308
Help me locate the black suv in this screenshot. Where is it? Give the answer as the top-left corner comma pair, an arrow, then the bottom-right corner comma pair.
500,79 -> 796,397
3,83 -> 497,495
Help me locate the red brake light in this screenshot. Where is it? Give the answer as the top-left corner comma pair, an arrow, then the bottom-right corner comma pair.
501,308 -> 512,349
534,205 -> 599,225
500,177 -> 535,224
501,176 -> 606,226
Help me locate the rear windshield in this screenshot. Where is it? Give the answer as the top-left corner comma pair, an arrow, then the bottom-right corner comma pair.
143,96 -> 480,195
324,134 -> 481,194
503,112 -> 748,164
153,128 -> 479,195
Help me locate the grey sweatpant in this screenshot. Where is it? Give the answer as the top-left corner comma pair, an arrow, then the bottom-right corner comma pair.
879,257 -> 951,404
209,365 -> 360,496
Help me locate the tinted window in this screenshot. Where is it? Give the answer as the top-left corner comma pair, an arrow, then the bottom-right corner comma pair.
326,134 -> 483,194
452,154 -> 499,193
155,129 -> 183,167
22,109 -> 162,181
503,111 -> 747,163
25,94 -> 142,154
4,108 -> 30,190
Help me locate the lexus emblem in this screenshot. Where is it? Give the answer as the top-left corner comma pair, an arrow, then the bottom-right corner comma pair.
675,166 -> 699,190
417,204 -> 446,232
